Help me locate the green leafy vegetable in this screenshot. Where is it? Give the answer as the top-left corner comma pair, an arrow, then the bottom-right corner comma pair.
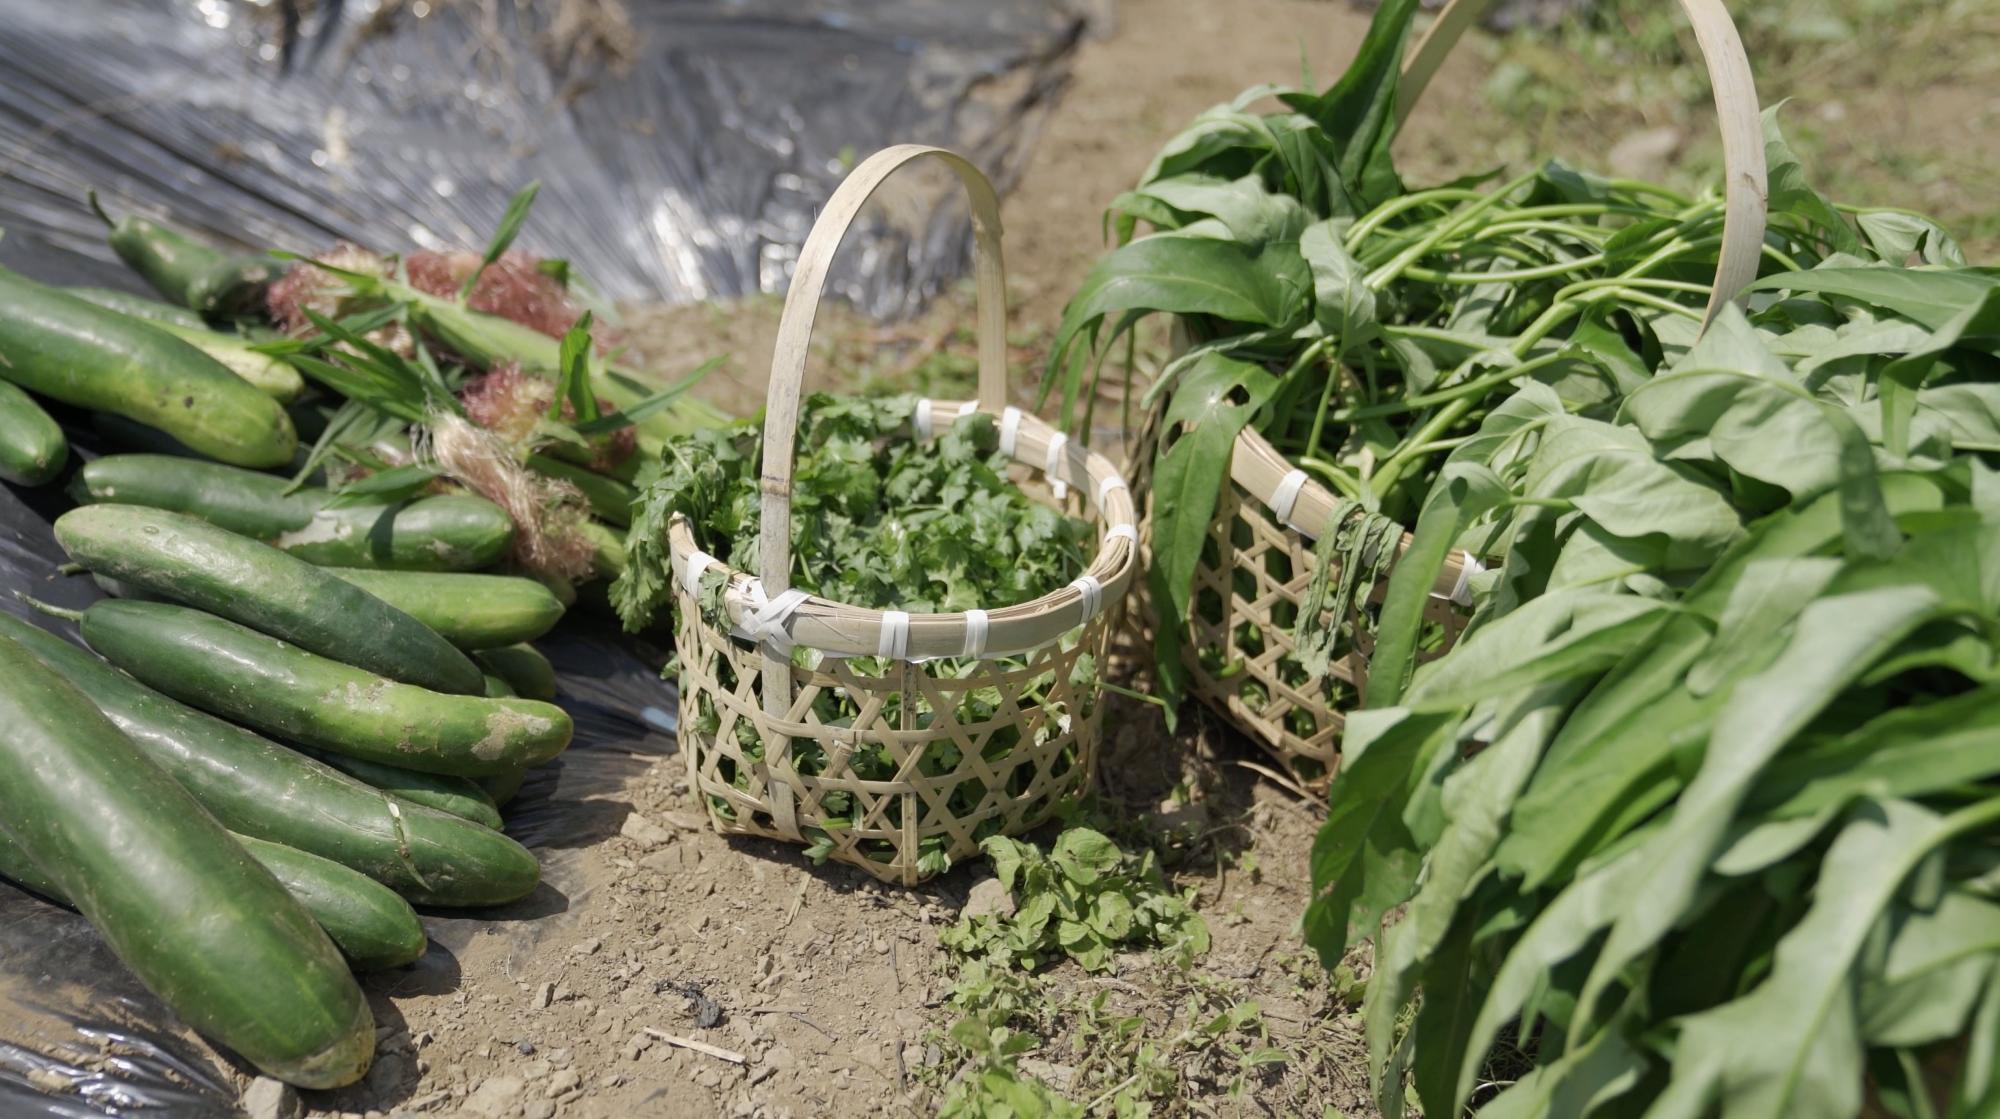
1299,135 -> 2000,1117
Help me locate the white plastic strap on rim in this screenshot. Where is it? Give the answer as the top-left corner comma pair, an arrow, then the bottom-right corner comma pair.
1095,475 -> 1127,509
999,406 -> 1023,456
877,610 -> 911,660
679,549 -> 717,598
1447,555 -> 1486,607
731,584 -> 811,652
1269,469 -> 1310,534
961,608 -> 990,658
1044,431 -> 1070,499
1068,574 -> 1104,623
1103,523 -> 1137,547
913,398 -> 935,439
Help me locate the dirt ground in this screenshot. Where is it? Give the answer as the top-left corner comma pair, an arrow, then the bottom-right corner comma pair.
273,1 -> 2000,1117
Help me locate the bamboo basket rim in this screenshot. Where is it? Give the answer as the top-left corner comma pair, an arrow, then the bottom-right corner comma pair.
673,144 -> 1139,662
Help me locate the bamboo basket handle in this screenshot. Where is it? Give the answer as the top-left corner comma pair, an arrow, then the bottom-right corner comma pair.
758,145 -> 1009,599
1393,0 -> 1767,330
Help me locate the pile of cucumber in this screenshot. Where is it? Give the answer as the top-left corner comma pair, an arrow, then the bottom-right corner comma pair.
0,504 -> 573,1087
0,207 -> 628,1091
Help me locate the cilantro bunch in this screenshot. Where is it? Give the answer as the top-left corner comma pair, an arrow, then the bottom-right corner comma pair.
614,392 -> 1092,630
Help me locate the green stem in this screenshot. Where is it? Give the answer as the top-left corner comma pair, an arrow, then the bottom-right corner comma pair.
1337,349 -> 1573,422
1382,324 -> 1506,350
1370,399 -> 1474,497
1401,254 -> 1608,284
1305,346 -> 1341,460
1344,189 -> 1487,248
1364,172 -> 1542,290
13,593 -> 83,623
1299,456 -> 1366,501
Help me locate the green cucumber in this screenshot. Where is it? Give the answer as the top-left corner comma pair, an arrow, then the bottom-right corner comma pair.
90,573 -> 155,600
91,412 -> 205,459
474,643 -> 557,702
232,835 -> 428,971
64,286 -> 210,330
483,673 -> 515,697
582,519 -> 626,580
310,751 -> 503,830
0,269 -> 295,467
61,287 -> 299,399
527,453 -> 635,526
0,613 -> 539,906
77,600 -> 570,776
322,568 -> 564,648
75,454 -> 514,570
0,631 -> 372,1087
0,379 -> 66,485
144,322 -> 301,401
56,505 -> 484,695
478,768 -> 529,809
0,827 -> 425,971
98,205 -> 276,317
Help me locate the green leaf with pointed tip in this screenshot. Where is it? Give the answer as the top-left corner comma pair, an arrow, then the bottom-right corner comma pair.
1299,218 -> 1375,354
1574,585 -> 1943,1044
1116,174 -> 1309,247
1651,799 -> 2000,1119
1303,707 -> 1459,967
1040,234 -> 1307,426
1143,351 -> 1280,713
1762,106 -> 1862,257
462,180 -> 542,301
1744,267 -> 1999,332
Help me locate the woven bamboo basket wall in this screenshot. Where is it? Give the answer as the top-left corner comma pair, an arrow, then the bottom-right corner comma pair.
670,145 -> 1139,886
1134,0 -> 1770,790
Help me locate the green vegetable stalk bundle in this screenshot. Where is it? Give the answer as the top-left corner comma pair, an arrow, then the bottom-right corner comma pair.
614,395 -> 1099,876
1303,153 -> 2000,1116
1046,0 -> 1952,718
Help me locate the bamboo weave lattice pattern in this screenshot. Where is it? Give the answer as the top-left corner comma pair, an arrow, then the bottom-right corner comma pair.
676,587 -> 1109,885
1159,474 -> 1469,788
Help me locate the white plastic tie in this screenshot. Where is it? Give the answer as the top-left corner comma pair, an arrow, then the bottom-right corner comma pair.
1095,474 -> 1128,509
1103,523 -> 1137,547
1044,431 -> 1070,500
999,406 -> 1023,457
731,583 -> 811,653
959,400 -> 978,420
1068,574 -> 1104,623
1448,555 -> 1486,607
680,549 -> 717,598
913,398 -> 935,439
961,608 -> 990,658
877,610 -> 911,661
1269,469 -> 1310,533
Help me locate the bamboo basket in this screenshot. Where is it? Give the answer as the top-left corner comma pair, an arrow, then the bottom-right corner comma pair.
670,145 -> 1140,886
1135,0 -> 1770,789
